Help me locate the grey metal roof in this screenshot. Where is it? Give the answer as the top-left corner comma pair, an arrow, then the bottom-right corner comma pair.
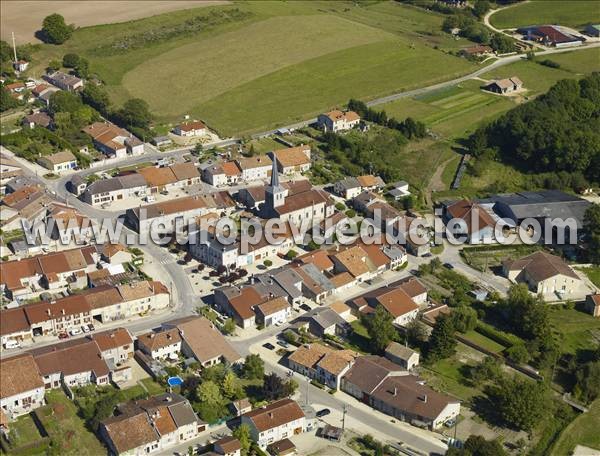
336,177 -> 360,190
86,177 -> 124,194
168,399 -> 201,427
300,263 -> 335,293
118,173 -> 147,189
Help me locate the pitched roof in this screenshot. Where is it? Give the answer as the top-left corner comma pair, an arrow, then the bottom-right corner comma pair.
228,286 -> 265,320
102,413 -> 158,453
40,151 -> 76,165
385,341 -> 418,361
503,251 -> 580,282
357,175 -> 384,188
373,288 -> 418,318
31,339 -> 110,378
323,110 -> 360,123
170,162 -> 200,181
0,355 -> 44,399
256,296 -> 290,317
331,245 -> 371,278
446,199 -> 496,235
243,399 -> 304,432
91,328 -> 133,351
342,355 -> 404,394
236,155 -> 272,170
215,436 -> 242,453
371,375 -> 459,420
177,120 -> 206,132
166,316 -> 241,364
138,166 -> 177,187
0,307 -> 30,336
274,145 -> 311,168
134,195 -> 209,219
137,328 -> 181,352
295,249 -> 334,271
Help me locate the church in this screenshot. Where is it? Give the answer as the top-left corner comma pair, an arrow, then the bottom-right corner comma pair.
262,154 -> 334,229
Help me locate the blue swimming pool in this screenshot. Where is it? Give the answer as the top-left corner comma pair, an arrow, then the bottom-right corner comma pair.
167,376 -> 184,387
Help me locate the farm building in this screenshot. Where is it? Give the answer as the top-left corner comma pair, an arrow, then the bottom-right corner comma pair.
483,77 -> 523,94
517,25 -> 583,47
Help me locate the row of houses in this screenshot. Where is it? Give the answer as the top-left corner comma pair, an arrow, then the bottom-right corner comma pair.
74,161 -> 201,206
0,327 -> 134,419
201,144 -> 311,187
0,280 -> 169,346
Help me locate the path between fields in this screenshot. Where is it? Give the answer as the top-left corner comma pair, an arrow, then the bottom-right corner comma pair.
425,155 -> 456,207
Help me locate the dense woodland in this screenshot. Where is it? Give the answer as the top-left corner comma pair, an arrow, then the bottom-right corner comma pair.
467,73 -> 600,186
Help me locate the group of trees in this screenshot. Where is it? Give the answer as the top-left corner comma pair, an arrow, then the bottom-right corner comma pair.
442,14 -> 515,54
41,14 -> 74,44
347,98 -> 427,139
62,53 -> 90,78
467,73 -> 600,186
583,204 -> 600,264
361,305 -> 397,353
446,435 -> 507,456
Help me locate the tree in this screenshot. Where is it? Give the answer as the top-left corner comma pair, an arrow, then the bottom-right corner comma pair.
473,0 -> 491,18
233,424 -> 252,456
448,435 -> 507,456
117,98 -> 152,129
74,57 -> 90,78
48,90 -> 83,115
222,318 -> 236,335
243,354 -> 264,380
47,59 -> 61,72
0,87 -> 18,112
285,250 -> 298,260
362,305 -> 396,353
575,360 -> 600,403
196,380 -> 223,406
62,53 -> 80,68
488,376 -> 548,431
222,370 -> 239,399
506,343 -> 531,364
406,319 -> 427,346
470,357 -> 502,384
427,314 -> 456,362
450,306 -> 478,333
583,204 -> 600,264
41,14 -> 73,44
262,372 -> 296,400
490,33 -> 515,53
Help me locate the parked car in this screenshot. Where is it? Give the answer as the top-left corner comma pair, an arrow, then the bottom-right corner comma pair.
4,340 -> 20,349
445,418 -> 457,427
81,325 -> 90,333
262,342 -> 275,350
316,408 -> 331,418
423,252 -> 433,258
69,327 -> 82,336
58,332 -> 69,339
277,340 -> 289,348
87,323 -> 95,331
300,304 -> 311,312
443,262 -> 454,269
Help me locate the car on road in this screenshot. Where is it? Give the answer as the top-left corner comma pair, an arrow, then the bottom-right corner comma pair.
277,340 -> 289,348
81,325 -> 90,333
423,252 -> 433,258
58,332 -> 69,339
4,340 -> 20,349
262,342 -> 275,350
316,408 -> 331,418
444,418 -> 457,427
443,262 -> 454,269
69,327 -> 82,336
300,304 -> 311,312
87,323 -> 95,331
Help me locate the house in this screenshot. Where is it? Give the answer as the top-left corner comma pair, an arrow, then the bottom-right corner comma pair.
341,356 -> 460,429
37,150 -> 78,173
138,162 -> 201,194
348,284 -> 419,327
38,87 -> 60,106
44,71 -> 83,91
203,161 -> 242,187
137,328 -> 182,360
517,25 -> 582,47
334,177 -> 361,199
241,399 -> 306,449
0,184 -> 54,231
31,338 -> 111,389
214,436 -> 242,456
82,122 -> 144,159
236,155 -> 272,181
230,398 -> 252,417
152,136 -> 172,147
357,175 -> 385,192
585,294 -> 600,317
99,243 -> 133,264
0,245 -> 98,299
0,154 -> 23,194
443,199 -> 497,244
215,285 -> 268,328
46,203 -> 94,243
460,45 -> 494,58
99,393 -> 203,455
22,112 -> 52,129
270,145 -> 311,175
126,194 -> 213,234
502,251 -> 584,296
13,59 -> 29,72
288,344 -> 359,390
81,173 -> 148,206
585,24 -> 600,37
291,306 -> 349,338
162,316 -> 242,367
385,342 -> 420,370
174,120 -> 208,137
387,181 -> 410,200
268,439 -> 296,456
330,245 -> 375,283
255,296 -> 292,327
483,77 -> 523,94
317,110 -> 360,133
91,328 -> 134,366
290,264 -> 336,303
0,355 -> 45,419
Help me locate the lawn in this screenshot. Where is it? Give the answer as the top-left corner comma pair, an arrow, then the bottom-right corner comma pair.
462,330 -> 507,354
37,390 -> 106,455
577,266 -> 600,288
461,244 -> 542,272
552,398 -> 600,454
490,1 -> 600,29
4,413 -> 47,454
140,378 -> 167,396
346,319 -> 372,354
548,306 -> 600,355
421,353 -> 480,402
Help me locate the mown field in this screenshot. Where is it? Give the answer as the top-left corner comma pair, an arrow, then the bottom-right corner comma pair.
27,0 -> 477,136
490,0 -> 600,29
552,398 -> 600,455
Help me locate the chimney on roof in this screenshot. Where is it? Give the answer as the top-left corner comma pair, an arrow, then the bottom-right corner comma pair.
393,387 -> 397,397
150,333 -> 155,338
268,412 -> 273,419
419,394 -> 427,403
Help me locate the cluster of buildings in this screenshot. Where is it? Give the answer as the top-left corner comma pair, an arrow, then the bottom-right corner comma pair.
74,161 -> 201,206
517,25 -> 583,47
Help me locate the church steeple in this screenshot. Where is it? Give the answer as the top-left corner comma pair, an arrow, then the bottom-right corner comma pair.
266,153 -> 288,211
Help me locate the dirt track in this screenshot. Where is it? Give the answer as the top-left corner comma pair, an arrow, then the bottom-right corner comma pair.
1,0 -> 229,44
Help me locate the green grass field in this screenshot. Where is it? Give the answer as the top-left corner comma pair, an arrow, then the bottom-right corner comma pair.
549,307 -> 600,355
28,0 -> 476,136
552,398 -> 600,454
490,1 -> 600,29
578,266 -> 600,288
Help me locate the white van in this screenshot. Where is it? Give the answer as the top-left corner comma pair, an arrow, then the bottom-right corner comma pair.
4,340 -> 20,349
145,195 -> 156,203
